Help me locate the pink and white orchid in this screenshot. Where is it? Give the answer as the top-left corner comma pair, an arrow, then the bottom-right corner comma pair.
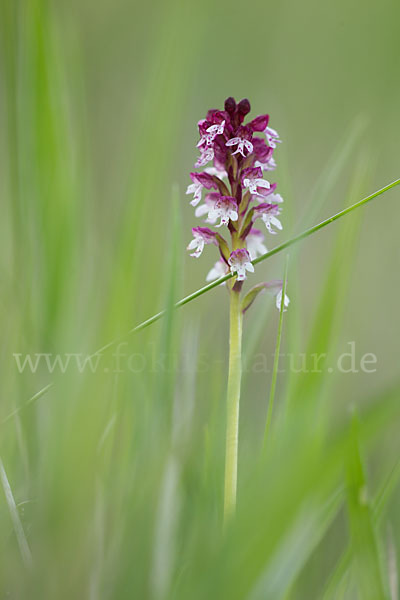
228,249 -> 254,281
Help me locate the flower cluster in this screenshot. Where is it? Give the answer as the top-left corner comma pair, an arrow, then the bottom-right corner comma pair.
186,97 -> 288,309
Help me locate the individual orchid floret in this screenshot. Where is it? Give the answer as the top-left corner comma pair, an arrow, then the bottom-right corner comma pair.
276,289 -> 290,311
246,228 -> 267,260
241,167 -> 271,196
228,248 -> 254,281
265,126 -> 281,148
226,136 -> 254,157
197,121 -> 225,150
254,203 -> 283,234
194,193 -> 218,223
249,182 -> 278,202
206,194 -> 238,227
267,192 -> 284,204
255,154 -> 277,172
195,145 -> 214,168
206,258 -> 227,282
186,180 -> 203,206
264,280 -> 290,311
186,172 -> 218,206
263,156 -> 277,171
187,227 -> 217,258
196,119 -> 226,167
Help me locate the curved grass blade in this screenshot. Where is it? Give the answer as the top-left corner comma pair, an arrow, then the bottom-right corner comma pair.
0,458 -> 33,570
1,383 -> 53,425
248,490 -> 343,600
95,178 -> 400,355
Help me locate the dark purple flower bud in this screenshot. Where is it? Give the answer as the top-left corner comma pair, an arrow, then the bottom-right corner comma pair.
238,98 -> 251,116
237,99 -> 251,124
224,97 -> 237,115
206,109 -> 228,125
247,114 -> 269,132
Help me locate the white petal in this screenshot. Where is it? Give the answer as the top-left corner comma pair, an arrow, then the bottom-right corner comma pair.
270,216 -> 283,230
269,193 -> 284,203
245,262 -> 255,273
266,126 -> 279,137
226,137 -> 239,147
207,208 -> 219,220
195,204 -> 209,218
187,239 -> 198,250
190,196 -> 202,207
257,179 -> 271,189
276,291 -> 282,310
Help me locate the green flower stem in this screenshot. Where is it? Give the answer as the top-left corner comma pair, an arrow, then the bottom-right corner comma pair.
224,287 -> 243,524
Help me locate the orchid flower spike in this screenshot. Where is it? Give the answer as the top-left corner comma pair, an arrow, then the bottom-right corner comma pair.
185,96 -> 288,308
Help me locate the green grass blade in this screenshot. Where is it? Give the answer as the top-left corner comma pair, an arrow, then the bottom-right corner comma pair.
248,491 -> 343,600
345,412 -> 387,600
263,254 -> 289,446
0,458 -> 32,570
95,178 -> 400,354
375,456 -> 400,524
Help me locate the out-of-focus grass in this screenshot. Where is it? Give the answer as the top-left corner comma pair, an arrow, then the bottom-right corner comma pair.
1,0 -> 400,598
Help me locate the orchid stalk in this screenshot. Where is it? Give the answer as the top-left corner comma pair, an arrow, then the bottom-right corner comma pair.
186,97 -> 289,522
224,281 -> 243,521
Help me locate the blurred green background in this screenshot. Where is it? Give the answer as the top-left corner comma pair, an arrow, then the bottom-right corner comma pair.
1,0 -> 399,598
